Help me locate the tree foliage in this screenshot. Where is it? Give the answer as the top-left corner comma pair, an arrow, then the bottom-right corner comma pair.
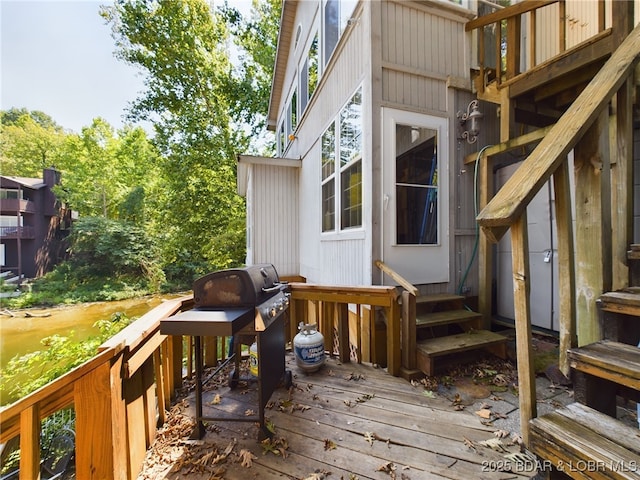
0,109 -> 66,176
101,0 -> 280,279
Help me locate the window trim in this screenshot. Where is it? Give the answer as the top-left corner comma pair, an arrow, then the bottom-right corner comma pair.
320,85 -> 363,235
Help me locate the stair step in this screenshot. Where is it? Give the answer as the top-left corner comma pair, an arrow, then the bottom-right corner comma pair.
416,330 -> 507,376
416,293 -> 464,305
416,309 -> 481,328
598,291 -> 640,316
569,340 -> 640,391
530,403 -> 640,479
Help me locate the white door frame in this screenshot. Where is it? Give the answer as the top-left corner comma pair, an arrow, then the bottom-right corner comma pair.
381,107 -> 449,285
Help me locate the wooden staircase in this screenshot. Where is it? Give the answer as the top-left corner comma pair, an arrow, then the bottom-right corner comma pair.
528,258 -> 640,479
413,293 -> 507,377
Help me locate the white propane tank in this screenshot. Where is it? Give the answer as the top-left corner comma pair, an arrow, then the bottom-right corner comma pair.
249,341 -> 258,377
293,322 -> 325,373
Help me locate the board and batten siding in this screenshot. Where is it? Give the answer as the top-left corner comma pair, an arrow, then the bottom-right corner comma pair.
285,1 -> 372,286
380,1 -> 467,112
245,163 -> 299,277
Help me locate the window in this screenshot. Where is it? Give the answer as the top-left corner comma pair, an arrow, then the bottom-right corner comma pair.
395,125 -> 438,244
0,189 -> 21,200
322,0 -> 357,69
300,33 -> 319,115
321,123 -> 336,232
321,87 -> 362,232
278,121 -> 285,156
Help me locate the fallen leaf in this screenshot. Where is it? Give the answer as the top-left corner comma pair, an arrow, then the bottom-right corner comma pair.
478,437 -> 509,452
475,408 -> 492,419
493,429 -> 509,439
244,409 -> 255,416
423,390 -> 435,398
364,431 -> 375,446
210,394 -> 222,405
323,438 -> 337,450
238,449 -> 256,468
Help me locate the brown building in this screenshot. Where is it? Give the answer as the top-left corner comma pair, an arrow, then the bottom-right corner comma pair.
0,168 -> 72,283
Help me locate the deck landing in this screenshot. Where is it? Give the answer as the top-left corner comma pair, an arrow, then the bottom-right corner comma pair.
138,354 -> 538,479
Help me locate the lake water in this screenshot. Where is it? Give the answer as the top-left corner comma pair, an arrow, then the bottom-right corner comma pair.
0,294 -> 185,367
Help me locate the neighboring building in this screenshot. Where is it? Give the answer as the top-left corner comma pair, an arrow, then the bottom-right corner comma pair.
0,168 -> 72,282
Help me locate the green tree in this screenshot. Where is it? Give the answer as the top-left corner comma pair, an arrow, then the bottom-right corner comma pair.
0,109 -> 66,176
102,0 -> 256,280
55,119 -> 159,220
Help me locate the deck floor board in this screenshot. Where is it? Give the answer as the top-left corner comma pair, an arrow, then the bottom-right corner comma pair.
138,354 -> 535,479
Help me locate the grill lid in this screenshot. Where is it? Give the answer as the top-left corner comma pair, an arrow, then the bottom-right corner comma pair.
193,263 -> 281,308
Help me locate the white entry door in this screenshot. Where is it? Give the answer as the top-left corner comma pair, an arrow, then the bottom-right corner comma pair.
381,108 -> 449,285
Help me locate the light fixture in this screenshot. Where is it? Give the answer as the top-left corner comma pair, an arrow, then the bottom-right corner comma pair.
457,99 -> 483,144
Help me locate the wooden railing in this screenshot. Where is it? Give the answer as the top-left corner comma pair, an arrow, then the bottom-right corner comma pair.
0,283 -> 402,479
288,282 -> 400,376
465,0 -> 610,97
474,19 -> 640,446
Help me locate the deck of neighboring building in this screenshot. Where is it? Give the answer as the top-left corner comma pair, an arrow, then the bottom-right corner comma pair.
136,343 -> 587,480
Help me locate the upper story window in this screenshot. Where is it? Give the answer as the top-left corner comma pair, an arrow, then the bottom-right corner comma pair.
0,189 -> 22,200
300,32 -> 319,115
322,0 -> 357,69
321,87 -> 362,233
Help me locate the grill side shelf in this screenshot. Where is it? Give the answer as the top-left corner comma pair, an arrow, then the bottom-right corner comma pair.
159,308 -> 254,337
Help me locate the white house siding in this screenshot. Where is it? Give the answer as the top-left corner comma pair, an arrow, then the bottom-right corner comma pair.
246,163 -> 300,277
375,1 -> 475,293
279,1 -> 372,286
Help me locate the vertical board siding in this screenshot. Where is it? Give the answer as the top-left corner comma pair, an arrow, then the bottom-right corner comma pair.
251,164 -> 299,276
286,3 -> 369,286
380,1 -> 467,111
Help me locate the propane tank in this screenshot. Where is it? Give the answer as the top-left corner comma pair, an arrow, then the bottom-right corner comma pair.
249,340 -> 258,377
293,323 -> 325,373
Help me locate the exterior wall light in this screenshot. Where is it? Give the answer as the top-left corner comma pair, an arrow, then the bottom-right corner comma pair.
457,99 -> 483,144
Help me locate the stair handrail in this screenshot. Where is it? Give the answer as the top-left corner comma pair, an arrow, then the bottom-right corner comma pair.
475,23 -> 640,447
374,260 -> 418,296
477,22 -> 640,243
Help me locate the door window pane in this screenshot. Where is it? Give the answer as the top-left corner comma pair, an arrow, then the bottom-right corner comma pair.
395,125 -> 438,244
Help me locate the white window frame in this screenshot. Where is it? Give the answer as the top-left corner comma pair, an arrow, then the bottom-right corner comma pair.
321,86 -> 363,235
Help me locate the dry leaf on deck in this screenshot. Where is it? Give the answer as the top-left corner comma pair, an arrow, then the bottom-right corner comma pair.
478,437 -> 509,453
364,432 -> 375,446
475,408 -> 492,419
210,394 -> 222,405
493,429 -> 509,439
238,449 -> 256,468
324,439 -> 337,451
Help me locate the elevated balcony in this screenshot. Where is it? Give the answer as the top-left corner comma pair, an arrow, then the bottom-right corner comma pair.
0,226 -> 35,239
0,198 -> 36,215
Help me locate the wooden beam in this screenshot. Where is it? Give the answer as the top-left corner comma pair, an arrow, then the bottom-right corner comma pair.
553,161 -> 576,377
574,112 -> 609,346
511,213 -> 536,446
463,125 -> 553,164
477,23 -> 640,242
506,29 -> 613,98
478,153 -> 493,329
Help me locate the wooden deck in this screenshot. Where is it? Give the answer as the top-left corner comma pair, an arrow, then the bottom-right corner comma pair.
138,354 -> 537,479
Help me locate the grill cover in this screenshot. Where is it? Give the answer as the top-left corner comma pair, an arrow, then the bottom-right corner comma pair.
193,263 -> 280,308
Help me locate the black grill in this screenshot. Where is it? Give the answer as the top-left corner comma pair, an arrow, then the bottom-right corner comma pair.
160,263 -> 292,439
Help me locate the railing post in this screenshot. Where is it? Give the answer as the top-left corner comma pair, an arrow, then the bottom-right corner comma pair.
511,213 -> 536,446
401,290 -> 416,371
386,293 -> 401,377
18,405 -> 40,480
75,353 -> 128,480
